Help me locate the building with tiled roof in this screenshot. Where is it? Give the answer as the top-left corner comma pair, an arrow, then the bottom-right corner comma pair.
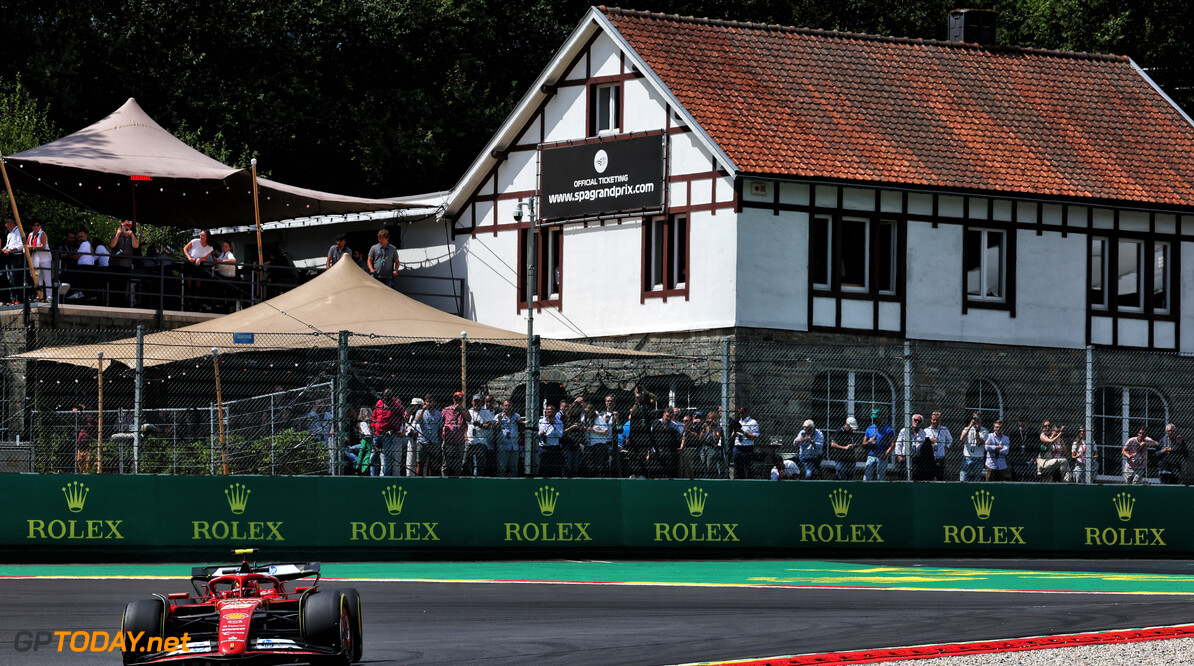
433,6 -> 1193,355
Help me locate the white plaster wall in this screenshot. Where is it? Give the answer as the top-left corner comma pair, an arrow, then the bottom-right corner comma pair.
623,78 -> 667,133
543,86 -> 585,144
497,150 -> 538,195
736,207 -> 808,330
589,35 -> 622,77
1183,241 -> 1194,352
906,224 -> 1086,347
669,131 -> 711,175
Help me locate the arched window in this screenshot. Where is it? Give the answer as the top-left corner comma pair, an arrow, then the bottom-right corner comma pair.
810,370 -> 895,432
1093,386 -> 1169,479
964,378 -> 1003,425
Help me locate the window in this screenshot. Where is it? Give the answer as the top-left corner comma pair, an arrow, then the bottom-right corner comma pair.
1090,237 -> 1170,315
809,369 -> 895,433
1090,237 -> 1107,309
518,226 -> 563,306
964,378 -> 1003,425
964,228 -> 1006,302
643,215 -> 687,296
810,215 -> 899,295
1093,386 -> 1168,478
590,83 -> 620,136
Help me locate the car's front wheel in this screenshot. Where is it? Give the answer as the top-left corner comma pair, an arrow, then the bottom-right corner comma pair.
301,590 -> 350,664
120,598 -> 163,665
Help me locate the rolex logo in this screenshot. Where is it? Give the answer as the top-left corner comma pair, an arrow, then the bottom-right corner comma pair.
683,487 -> 708,517
225,483 -> 251,515
62,481 -> 89,513
971,490 -> 994,520
1113,492 -> 1135,522
534,486 -> 559,516
828,488 -> 852,518
383,485 -> 407,515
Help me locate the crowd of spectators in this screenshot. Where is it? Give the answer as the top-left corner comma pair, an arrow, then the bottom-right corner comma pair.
336,388 -> 1189,484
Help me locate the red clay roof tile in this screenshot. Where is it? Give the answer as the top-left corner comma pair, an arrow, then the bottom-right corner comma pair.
604,8 -> 1194,208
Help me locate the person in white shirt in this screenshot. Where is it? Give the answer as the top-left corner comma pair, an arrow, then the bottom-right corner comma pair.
27,221 -> 50,301
733,406 -> 760,479
587,396 -> 615,478
2,218 -> 25,301
464,394 -> 496,476
894,414 -> 927,481
922,411 -> 953,481
494,399 -> 523,477
538,403 -> 564,477
984,420 -> 1010,481
182,230 -> 214,301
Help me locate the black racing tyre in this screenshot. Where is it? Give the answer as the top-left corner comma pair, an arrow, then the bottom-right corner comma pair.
121,598 -> 163,665
302,590 -> 350,663
328,588 -> 363,662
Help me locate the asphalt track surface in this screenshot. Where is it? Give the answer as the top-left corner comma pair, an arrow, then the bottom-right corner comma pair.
2,559 -> 1194,665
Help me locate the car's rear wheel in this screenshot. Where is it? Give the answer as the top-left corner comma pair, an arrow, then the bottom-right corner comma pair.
301,590 -> 350,663
121,598 -> 163,665
328,588 -> 363,662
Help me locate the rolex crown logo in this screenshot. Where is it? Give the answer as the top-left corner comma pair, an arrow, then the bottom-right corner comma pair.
383,484 -> 407,516
225,483 -> 251,515
1113,492 -> 1135,522
828,488 -> 852,518
683,487 -> 708,517
971,490 -> 994,520
534,486 -> 560,516
62,481 -> 89,513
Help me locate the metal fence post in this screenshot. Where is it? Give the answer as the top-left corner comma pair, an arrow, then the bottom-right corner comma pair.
134,325 -> 143,474
1086,345 -> 1094,484
209,403 -> 216,475
336,331 -> 349,477
721,337 -> 731,478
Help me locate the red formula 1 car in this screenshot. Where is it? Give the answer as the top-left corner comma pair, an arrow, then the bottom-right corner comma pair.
120,549 -> 362,664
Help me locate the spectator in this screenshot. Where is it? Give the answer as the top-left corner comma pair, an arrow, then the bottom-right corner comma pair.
651,408 -> 681,479
863,408 -> 895,481
413,396 -> 443,476
793,419 -> 825,480
371,389 -> 406,476
538,403 -> 564,477
1070,426 -> 1096,484
771,458 -> 798,480
984,419 -> 1010,481
1122,427 -> 1157,484
182,229 -> 214,302
213,241 -> 239,310
586,396 -> 616,477
893,414 -> 926,481
464,394 -> 496,476
66,230 -> 96,301
326,233 -> 352,269
402,397 -> 424,476
305,399 -> 334,472
958,413 -> 988,482
923,411 -> 953,481
732,405 -> 760,480
494,399 -> 523,477
367,229 -> 399,287
677,412 -> 697,479
2,218 -> 24,302
1157,424 -> 1185,485
623,401 -> 653,478
27,220 -> 49,301
698,407 -> 725,479
1037,420 -> 1070,482
108,221 -> 140,306
829,416 -> 860,480
560,399 -> 586,478
345,407 -> 375,475
441,391 -> 468,476
1006,417 -> 1034,481
73,404 -> 95,473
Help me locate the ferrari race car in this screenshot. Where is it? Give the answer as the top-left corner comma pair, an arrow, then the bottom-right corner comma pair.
120,549 -> 362,664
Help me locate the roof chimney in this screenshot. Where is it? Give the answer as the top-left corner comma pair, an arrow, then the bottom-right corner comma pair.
948,9 -> 997,46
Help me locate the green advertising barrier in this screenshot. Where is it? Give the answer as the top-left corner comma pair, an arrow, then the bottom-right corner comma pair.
2,475 -> 1191,561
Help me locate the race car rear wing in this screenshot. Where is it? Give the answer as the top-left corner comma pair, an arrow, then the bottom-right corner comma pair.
191,562 -> 321,583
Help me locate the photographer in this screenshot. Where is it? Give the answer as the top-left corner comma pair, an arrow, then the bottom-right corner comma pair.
958,412 -> 988,482
108,221 -> 141,306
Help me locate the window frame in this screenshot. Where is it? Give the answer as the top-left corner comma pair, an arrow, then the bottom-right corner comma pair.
809,369 -> 897,438
1089,234 -> 1172,318
589,82 -> 621,137
810,213 -> 902,298
1092,385 -> 1169,480
517,225 -> 563,311
642,214 -> 689,300
961,225 -> 1014,313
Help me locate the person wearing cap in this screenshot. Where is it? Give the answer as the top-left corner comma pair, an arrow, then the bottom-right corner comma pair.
494,398 -> 523,477
464,394 -> 497,476
402,397 -> 424,476
863,408 -> 895,481
326,233 -> 352,270
923,411 -> 953,481
439,391 -> 469,476
793,419 -> 825,480
732,406 -> 760,479
412,395 -> 443,476
829,417 -> 861,480
538,403 -> 564,476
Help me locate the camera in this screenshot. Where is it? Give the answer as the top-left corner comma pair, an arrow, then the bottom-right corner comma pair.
513,207 -> 523,222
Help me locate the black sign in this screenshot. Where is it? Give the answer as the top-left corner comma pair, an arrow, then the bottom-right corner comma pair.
539,135 -> 665,221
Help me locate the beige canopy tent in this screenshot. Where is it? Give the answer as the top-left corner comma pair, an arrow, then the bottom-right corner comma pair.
3,98 -> 419,228
13,256 -> 645,368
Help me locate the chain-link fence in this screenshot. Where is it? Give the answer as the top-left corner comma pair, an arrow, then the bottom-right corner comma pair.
2,324 -> 1190,484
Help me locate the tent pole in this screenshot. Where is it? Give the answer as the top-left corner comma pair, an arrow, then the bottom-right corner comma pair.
0,158 -> 39,295
250,159 -> 265,302
212,348 -> 229,475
